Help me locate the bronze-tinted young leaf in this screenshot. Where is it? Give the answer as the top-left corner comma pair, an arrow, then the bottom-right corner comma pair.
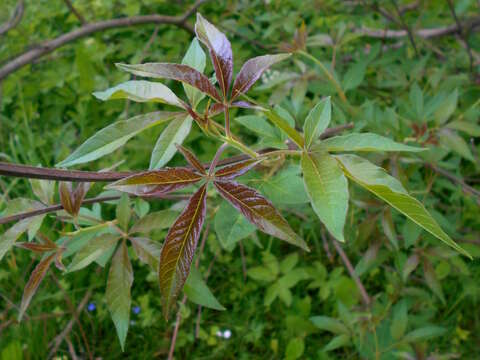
195,13 -> 233,98
176,144 -> 207,174
19,252 -> 56,320
231,54 -> 291,101
116,62 -> 221,102
59,182 -> 74,215
15,242 -> 57,253
213,181 -> 308,251
214,159 -> 262,180
159,184 -> 207,319
107,168 -> 202,197
106,240 -> 133,351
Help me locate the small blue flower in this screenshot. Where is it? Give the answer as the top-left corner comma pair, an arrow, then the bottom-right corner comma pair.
87,302 -> 96,312
132,306 -> 141,314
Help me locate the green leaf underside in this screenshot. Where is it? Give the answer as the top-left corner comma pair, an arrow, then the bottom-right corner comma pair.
335,154 -> 470,258
107,168 -> 202,197
184,266 -> 225,310
57,111 -> 182,167
182,38 -> 207,108
130,210 -> 179,234
320,133 -> 426,152
159,184 -> 207,319
68,234 -> 120,272
303,97 -> 331,149
19,252 -> 56,321
213,180 -> 308,251
93,80 -> 184,108
149,115 -> 193,169
106,241 -> 133,351
301,151 -> 348,241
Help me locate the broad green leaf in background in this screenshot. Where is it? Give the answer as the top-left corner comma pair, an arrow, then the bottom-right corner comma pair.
181,39 -> 207,108
214,200 -> 256,251
19,252 -> 56,321
303,97 -> 331,148
93,80 -> 185,108
335,154 -> 471,258
184,266 -> 225,310
68,234 -> 120,272
438,128 -> 475,162
106,241 -> 133,351
260,165 -> 309,205
310,316 -> 350,335
149,115 -> 193,169
116,194 -> 131,231
342,61 -> 367,91
57,111 -> 180,167
323,334 -> 351,352
130,210 -> 178,234
390,300 -> 408,340
403,326 -> 446,343
446,120 -> 480,137
302,151 -> 349,241
320,133 -> 426,153
433,89 -> 458,125
285,337 -> 305,360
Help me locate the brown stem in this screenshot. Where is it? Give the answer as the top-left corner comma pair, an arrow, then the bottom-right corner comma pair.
0,0 -> 207,81
425,163 -> 480,201
63,0 -> 87,25
331,238 -> 371,306
0,0 -> 24,36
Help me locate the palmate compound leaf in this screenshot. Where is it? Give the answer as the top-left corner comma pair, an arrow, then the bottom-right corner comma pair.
301,151 -> 349,241
335,154 -> 471,258
92,80 -> 185,108
19,252 -> 56,321
149,115 -> 193,170
107,168 -> 203,197
319,133 -> 427,153
195,13 -> 233,98
106,240 -> 133,351
56,111 -> 182,167
231,54 -> 291,101
159,184 -> 207,319
213,180 -> 308,251
116,62 -> 221,103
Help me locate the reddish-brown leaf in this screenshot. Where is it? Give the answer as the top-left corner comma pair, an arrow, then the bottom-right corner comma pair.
159,184 -> 207,318
59,182 -> 74,215
195,13 -> 233,98
116,62 -> 221,103
15,242 -> 57,253
19,252 -> 56,320
107,168 -> 202,197
214,159 -> 262,180
231,54 -> 291,101
176,144 -> 207,174
213,181 -> 308,250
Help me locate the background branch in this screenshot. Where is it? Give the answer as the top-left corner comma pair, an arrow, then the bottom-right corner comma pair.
0,0 -> 24,36
63,0 -> 88,25
0,0 -> 207,81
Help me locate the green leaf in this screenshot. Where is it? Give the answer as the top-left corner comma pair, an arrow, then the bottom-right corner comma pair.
0,219 -> 39,261
57,111 -> 180,167
106,241 -> 133,351
29,178 -> 55,205
234,115 -> 281,141
438,128 -> 475,162
67,234 -> 120,272
335,154 -> 471,258
130,237 -> 161,270
149,115 -> 193,169
301,151 -> 349,241
342,61 -> 366,91
320,133 -> 426,153
323,334 -> 351,352
434,89 -> 457,125
184,266 -> 225,310
248,266 -> 277,282
130,210 -> 178,234
390,300 -> 408,340
285,337 -> 305,360
214,200 -> 256,251
264,107 -> 304,148
310,316 -> 350,335
303,97 -> 331,149
93,80 -> 184,108
260,165 -> 309,205
446,120 -> 480,137
116,194 -> 131,231
181,39 -> 207,108
403,326 -> 446,343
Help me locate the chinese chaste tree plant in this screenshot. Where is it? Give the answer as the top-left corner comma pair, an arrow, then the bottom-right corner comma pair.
0,13 -> 470,350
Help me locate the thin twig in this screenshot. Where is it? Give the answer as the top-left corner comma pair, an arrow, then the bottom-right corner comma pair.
390,0 -> 418,56
0,0 -> 208,81
63,0 -> 87,25
0,0 -> 24,36
167,295 -> 187,360
446,0 -> 474,73
331,238 -> 371,306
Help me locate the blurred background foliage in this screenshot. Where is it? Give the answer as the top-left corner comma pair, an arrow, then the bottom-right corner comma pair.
1,0 -> 480,358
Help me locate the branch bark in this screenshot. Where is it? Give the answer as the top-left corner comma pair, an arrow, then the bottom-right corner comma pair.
63,0 -> 87,25
0,0 -> 25,36
0,0 -> 207,81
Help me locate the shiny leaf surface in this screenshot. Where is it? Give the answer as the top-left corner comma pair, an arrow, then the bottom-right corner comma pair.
214,159 -> 261,180
176,144 -> 207,174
